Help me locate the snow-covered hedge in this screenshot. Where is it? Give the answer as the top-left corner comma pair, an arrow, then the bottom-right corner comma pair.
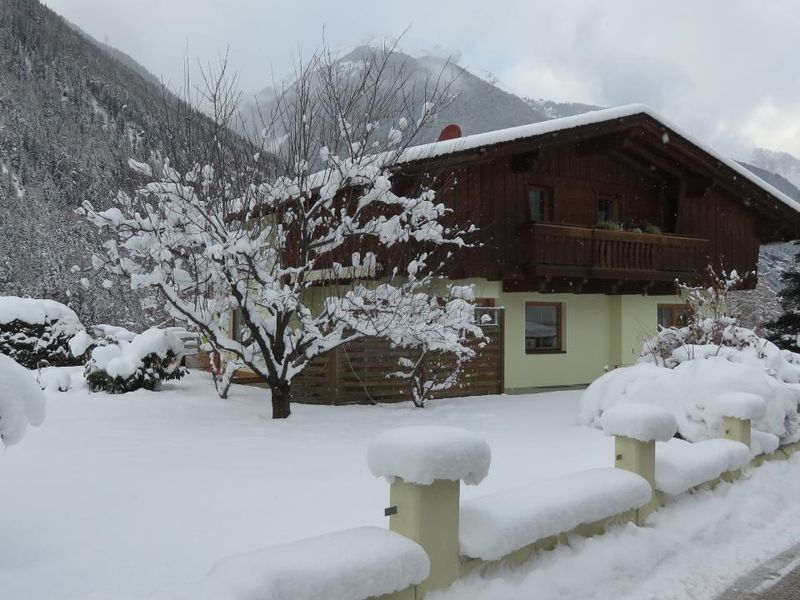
84,328 -> 187,393
580,320 -> 800,445
0,354 -> 46,446
0,296 -> 85,368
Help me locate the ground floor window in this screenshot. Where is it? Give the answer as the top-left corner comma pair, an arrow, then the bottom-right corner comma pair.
657,303 -> 690,329
525,301 -> 564,353
475,297 -> 499,326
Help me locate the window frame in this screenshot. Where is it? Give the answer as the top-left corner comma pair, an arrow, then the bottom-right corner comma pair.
657,303 -> 690,329
524,301 -> 565,354
526,185 -> 555,223
597,196 -> 620,223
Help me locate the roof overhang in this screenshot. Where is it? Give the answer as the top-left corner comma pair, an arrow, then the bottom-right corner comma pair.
394,105 -> 800,242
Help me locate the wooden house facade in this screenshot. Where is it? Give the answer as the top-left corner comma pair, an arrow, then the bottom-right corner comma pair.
278,105 -> 800,401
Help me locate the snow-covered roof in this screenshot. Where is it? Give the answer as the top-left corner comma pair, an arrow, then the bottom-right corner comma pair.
397,104 -> 800,214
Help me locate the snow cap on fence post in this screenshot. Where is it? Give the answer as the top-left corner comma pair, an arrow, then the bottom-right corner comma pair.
706,392 -> 766,450
368,425 -> 491,595
601,403 -> 677,525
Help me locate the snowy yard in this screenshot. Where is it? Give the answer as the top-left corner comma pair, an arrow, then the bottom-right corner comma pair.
5,369 -> 800,600
0,369 -> 603,600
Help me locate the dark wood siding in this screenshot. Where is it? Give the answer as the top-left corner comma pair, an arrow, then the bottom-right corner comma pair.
292,314 -> 503,404
425,139 -> 762,287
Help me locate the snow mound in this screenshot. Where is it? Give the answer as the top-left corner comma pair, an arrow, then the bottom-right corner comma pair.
151,527 -> 429,600
37,367 -> 72,392
459,468 -> 651,561
752,430 -> 780,456
0,296 -> 81,330
0,354 -> 46,446
367,425 -> 491,485
579,358 -> 800,444
705,392 -> 766,421
656,438 -> 751,496
601,403 -> 677,442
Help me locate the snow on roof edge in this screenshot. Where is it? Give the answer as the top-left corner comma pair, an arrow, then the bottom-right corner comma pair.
398,103 -> 800,215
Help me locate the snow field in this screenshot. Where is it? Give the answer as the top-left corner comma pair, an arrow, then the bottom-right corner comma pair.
4,368 -> 799,600
0,372 -> 599,600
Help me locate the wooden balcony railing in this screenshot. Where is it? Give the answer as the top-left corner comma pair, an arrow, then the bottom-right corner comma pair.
517,223 -> 710,280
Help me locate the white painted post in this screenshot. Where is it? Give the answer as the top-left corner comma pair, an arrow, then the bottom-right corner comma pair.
601,404 -> 678,525
707,392 -> 766,452
722,415 -> 752,449
389,478 -> 461,595
367,426 -> 491,597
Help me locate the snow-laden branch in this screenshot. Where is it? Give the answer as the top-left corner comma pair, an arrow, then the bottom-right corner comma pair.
80,43 -> 475,418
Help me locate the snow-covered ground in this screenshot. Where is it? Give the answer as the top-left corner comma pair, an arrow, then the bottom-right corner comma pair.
0,369 -> 604,600
5,368 -> 800,600
434,456 -> 800,600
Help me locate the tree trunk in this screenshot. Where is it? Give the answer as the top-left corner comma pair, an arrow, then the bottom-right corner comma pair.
271,380 -> 292,419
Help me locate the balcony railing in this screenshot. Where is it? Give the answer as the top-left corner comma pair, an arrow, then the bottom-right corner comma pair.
517,223 -> 710,280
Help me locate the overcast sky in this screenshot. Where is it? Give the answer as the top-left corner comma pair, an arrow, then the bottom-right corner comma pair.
42,0 -> 800,158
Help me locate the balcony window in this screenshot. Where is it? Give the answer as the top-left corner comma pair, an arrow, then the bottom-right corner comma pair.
525,302 -> 564,353
528,186 -> 554,222
657,303 -> 690,329
597,197 -> 619,223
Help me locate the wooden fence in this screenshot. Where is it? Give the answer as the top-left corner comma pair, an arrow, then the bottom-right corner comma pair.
292,309 -> 504,405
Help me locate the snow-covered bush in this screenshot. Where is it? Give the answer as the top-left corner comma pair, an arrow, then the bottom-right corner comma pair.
0,354 -> 46,446
84,328 -> 187,393
579,357 -> 800,444
581,269 -> 800,445
0,296 -> 85,368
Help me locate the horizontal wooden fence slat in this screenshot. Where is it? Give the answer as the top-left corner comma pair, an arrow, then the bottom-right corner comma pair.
292,311 -> 504,405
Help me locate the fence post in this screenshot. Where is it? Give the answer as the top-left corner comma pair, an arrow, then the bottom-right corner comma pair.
389,478 -> 461,595
707,392 -> 766,451
601,404 -> 678,525
722,415 -> 751,449
367,426 -> 491,597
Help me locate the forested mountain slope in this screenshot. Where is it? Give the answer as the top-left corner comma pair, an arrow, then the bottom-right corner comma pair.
0,0 -> 181,324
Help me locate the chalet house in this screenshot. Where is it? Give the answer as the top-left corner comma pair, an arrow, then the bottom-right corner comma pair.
286,105 -> 800,403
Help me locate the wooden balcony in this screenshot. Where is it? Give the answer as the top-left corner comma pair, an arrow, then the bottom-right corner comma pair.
515,223 -> 710,283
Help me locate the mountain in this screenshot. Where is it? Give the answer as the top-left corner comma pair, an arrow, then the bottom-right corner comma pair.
240,47 -> 603,143
524,98 -> 603,119
0,0 -> 196,325
749,148 -> 800,191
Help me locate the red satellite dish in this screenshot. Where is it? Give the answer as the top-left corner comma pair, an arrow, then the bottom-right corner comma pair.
438,124 -> 462,141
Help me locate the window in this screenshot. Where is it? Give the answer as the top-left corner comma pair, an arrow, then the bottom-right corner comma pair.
527,186 -> 553,222
597,197 -> 619,223
475,298 -> 499,326
525,302 -> 564,353
657,303 -> 690,329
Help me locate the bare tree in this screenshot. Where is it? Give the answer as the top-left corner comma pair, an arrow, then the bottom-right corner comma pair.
79,42 -> 481,418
